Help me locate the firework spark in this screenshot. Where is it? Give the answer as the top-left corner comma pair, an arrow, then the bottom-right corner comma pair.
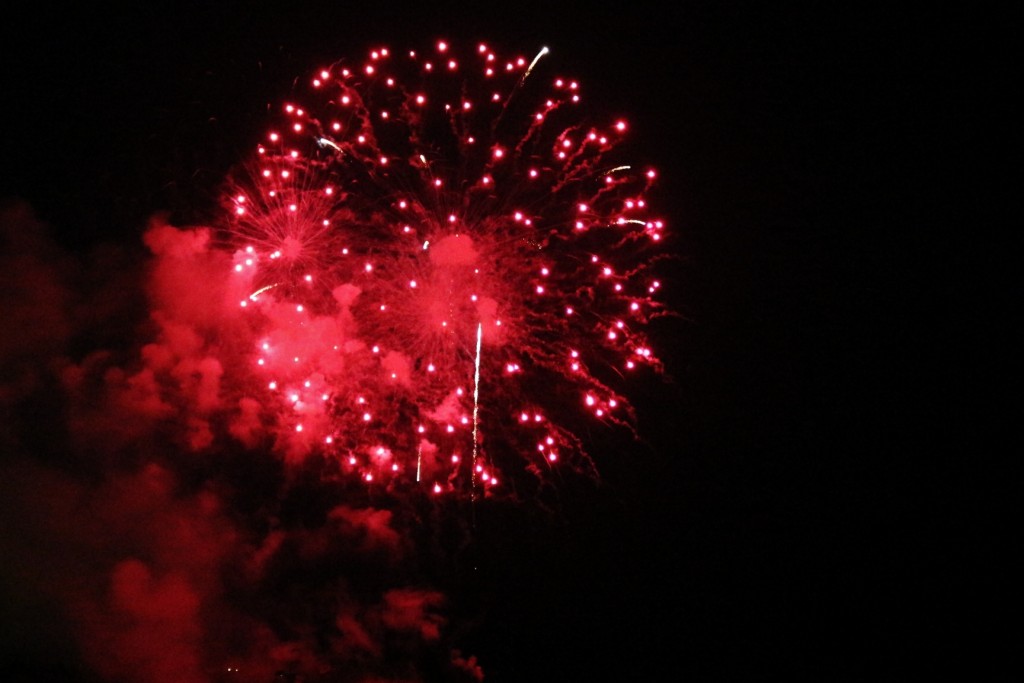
223,41 -> 669,496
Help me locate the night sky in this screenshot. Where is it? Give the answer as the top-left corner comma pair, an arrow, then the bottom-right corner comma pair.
0,2 -> 989,681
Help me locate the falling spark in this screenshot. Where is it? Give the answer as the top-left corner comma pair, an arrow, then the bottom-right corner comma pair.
248,283 -> 279,300
416,442 -> 422,483
471,322 -> 482,500
522,46 -> 550,83
316,136 -> 342,152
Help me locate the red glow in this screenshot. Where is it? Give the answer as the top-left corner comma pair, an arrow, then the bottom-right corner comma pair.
219,40 -> 668,490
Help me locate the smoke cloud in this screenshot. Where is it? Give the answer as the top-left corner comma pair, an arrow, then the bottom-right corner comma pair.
0,203 -> 483,682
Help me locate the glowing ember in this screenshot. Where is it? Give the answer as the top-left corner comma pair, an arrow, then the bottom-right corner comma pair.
223,41 -> 668,493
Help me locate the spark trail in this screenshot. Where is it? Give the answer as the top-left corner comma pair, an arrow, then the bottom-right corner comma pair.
472,321 -> 482,502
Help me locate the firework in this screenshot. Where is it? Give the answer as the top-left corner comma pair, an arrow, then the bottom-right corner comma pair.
223,41 -> 668,496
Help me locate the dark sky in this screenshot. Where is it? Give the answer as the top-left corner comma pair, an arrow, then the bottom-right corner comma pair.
0,1 -> 991,681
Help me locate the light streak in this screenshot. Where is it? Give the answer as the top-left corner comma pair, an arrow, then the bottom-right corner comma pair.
248,283 -> 278,300
471,322 -> 482,499
523,46 -> 550,82
316,136 -> 342,153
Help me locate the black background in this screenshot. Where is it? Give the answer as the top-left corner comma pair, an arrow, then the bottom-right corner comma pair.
0,1 -> 996,680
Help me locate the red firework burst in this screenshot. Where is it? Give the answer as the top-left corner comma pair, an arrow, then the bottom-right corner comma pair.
223,41 -> 669,496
